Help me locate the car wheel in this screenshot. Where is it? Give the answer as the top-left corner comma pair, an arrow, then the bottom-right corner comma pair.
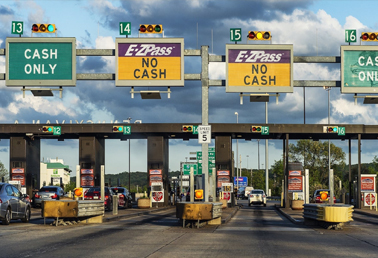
2,208 -> 11,225
21,207 -> 31,223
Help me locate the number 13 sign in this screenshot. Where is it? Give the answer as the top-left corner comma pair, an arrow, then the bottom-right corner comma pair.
198,125 -> 211,144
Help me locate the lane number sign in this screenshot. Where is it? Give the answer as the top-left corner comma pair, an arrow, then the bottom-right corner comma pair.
345,29 -> 356,43
230,28 -> 242,42
119,22 -> 131,36
11,21 -> 23,35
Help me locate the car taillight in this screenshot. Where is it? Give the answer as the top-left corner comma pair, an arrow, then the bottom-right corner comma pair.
105,195 -> 109,200
0,198 -> 2,203
51,193 -> 58,199
35,194 -> 41,198
316,196 -> 320,200
250,194 -> 254,197
263,195 -> 266,198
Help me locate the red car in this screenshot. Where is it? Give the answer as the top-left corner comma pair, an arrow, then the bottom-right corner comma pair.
84,187 -> 114,211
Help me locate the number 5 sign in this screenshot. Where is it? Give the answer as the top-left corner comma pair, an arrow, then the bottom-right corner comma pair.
198,125 -> 211,144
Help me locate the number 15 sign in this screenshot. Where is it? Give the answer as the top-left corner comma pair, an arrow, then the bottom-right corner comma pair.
198,125 -> 211,144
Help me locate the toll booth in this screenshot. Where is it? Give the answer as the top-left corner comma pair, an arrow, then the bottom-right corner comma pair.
79,136 -> 105,187
9,136 -> 40,197
215,136 -> 233,199
147,136 -> 169,207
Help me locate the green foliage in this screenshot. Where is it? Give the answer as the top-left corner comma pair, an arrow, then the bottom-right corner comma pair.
0,161 -> 8,182
64,181 -> 76,192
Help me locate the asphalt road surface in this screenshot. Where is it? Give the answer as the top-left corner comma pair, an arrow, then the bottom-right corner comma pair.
1,201 -> 378,257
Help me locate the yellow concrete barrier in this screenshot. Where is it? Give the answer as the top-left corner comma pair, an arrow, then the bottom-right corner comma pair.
303,204 -> 354,223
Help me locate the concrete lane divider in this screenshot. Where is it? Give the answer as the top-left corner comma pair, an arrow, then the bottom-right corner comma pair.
303,203 -> 354,229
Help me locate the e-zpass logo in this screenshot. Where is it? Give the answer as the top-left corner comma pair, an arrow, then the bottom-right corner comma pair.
124,44 -> 173,56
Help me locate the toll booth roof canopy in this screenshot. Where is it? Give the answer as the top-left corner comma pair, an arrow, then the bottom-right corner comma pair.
46,162 -> 72,173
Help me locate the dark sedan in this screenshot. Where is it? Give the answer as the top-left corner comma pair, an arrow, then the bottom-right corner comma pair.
84,187 -> 114,211
0,183 -> 31,225
111,187 -> 132,208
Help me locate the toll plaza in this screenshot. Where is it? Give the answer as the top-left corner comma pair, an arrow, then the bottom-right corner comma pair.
0,122 -> 376,210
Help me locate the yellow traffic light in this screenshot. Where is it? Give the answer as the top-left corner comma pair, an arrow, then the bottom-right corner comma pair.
251,126 -> 262,133
182,125 -> 193,132
31,24 -> 56,33
361,32 -> 378,41
247,31 -> 271,40
42,126 -> 53,133
112,125 -> 123,132
74,188 -> 83,198
139,24 -> 163,34
195,189 -> 203,200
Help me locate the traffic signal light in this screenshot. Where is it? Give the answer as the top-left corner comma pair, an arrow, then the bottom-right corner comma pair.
251,126 -> 262,133
361,32 -> 378,41
195,189 -> 203,200
247,31 -> 271,40
182,125 -> 193,132
74,188 -> 83,198
139,24 -> 163,34
42,126 -> 53,133
326,126 -> 338,133
31,24 -> 56,33
112,125 -> 123,132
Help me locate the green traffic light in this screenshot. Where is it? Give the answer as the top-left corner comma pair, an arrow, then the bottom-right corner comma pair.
47,24 -> 54,32
155,25 -> 161,33
118,127 -> 123,132
48,127 -> 52,132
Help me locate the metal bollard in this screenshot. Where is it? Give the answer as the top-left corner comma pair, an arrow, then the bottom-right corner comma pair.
113,195 -> 118,215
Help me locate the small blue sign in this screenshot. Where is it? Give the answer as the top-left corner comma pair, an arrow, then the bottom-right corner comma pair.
234,176 -> 248,187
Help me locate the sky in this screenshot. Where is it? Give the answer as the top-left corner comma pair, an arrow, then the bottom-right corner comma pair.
1,0 -> 378,177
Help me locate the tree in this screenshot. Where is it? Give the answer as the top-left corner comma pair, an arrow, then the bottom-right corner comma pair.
289,139 -> 346,189
0,161 -> 8,182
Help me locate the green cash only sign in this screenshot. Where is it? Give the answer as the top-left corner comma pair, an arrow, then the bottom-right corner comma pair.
6,38 -> 76,86
341,45 -> 378,93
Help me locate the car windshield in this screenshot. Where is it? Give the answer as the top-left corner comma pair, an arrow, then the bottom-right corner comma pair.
40,187 -> 58,192
251,190 -> 264,194
112,188 -> 125,194
87,187 -> 109,194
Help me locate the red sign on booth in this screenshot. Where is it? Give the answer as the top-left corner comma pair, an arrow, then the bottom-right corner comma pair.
11,168 -> 25,186
288,176 -> 303,192
361,175 -> 376,192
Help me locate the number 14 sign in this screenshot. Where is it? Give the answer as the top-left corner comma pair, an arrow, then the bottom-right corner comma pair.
198,125 -> 211,144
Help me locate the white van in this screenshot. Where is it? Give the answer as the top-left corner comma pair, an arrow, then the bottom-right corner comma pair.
244,187 -> 254,199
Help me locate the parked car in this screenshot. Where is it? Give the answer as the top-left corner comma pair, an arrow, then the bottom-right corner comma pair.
0,183 -> 31,225
248,189 -> 267,207
311,189 -> 336,203
111,187 -> 132,208
33,186 -> 66,208
84,187 -> 114,211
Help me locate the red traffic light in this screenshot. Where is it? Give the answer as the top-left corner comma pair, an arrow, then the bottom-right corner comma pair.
32,24 -> 38,32
139,25 -> 146,32
362,33 -> 369,40
248,31 -> 256,39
